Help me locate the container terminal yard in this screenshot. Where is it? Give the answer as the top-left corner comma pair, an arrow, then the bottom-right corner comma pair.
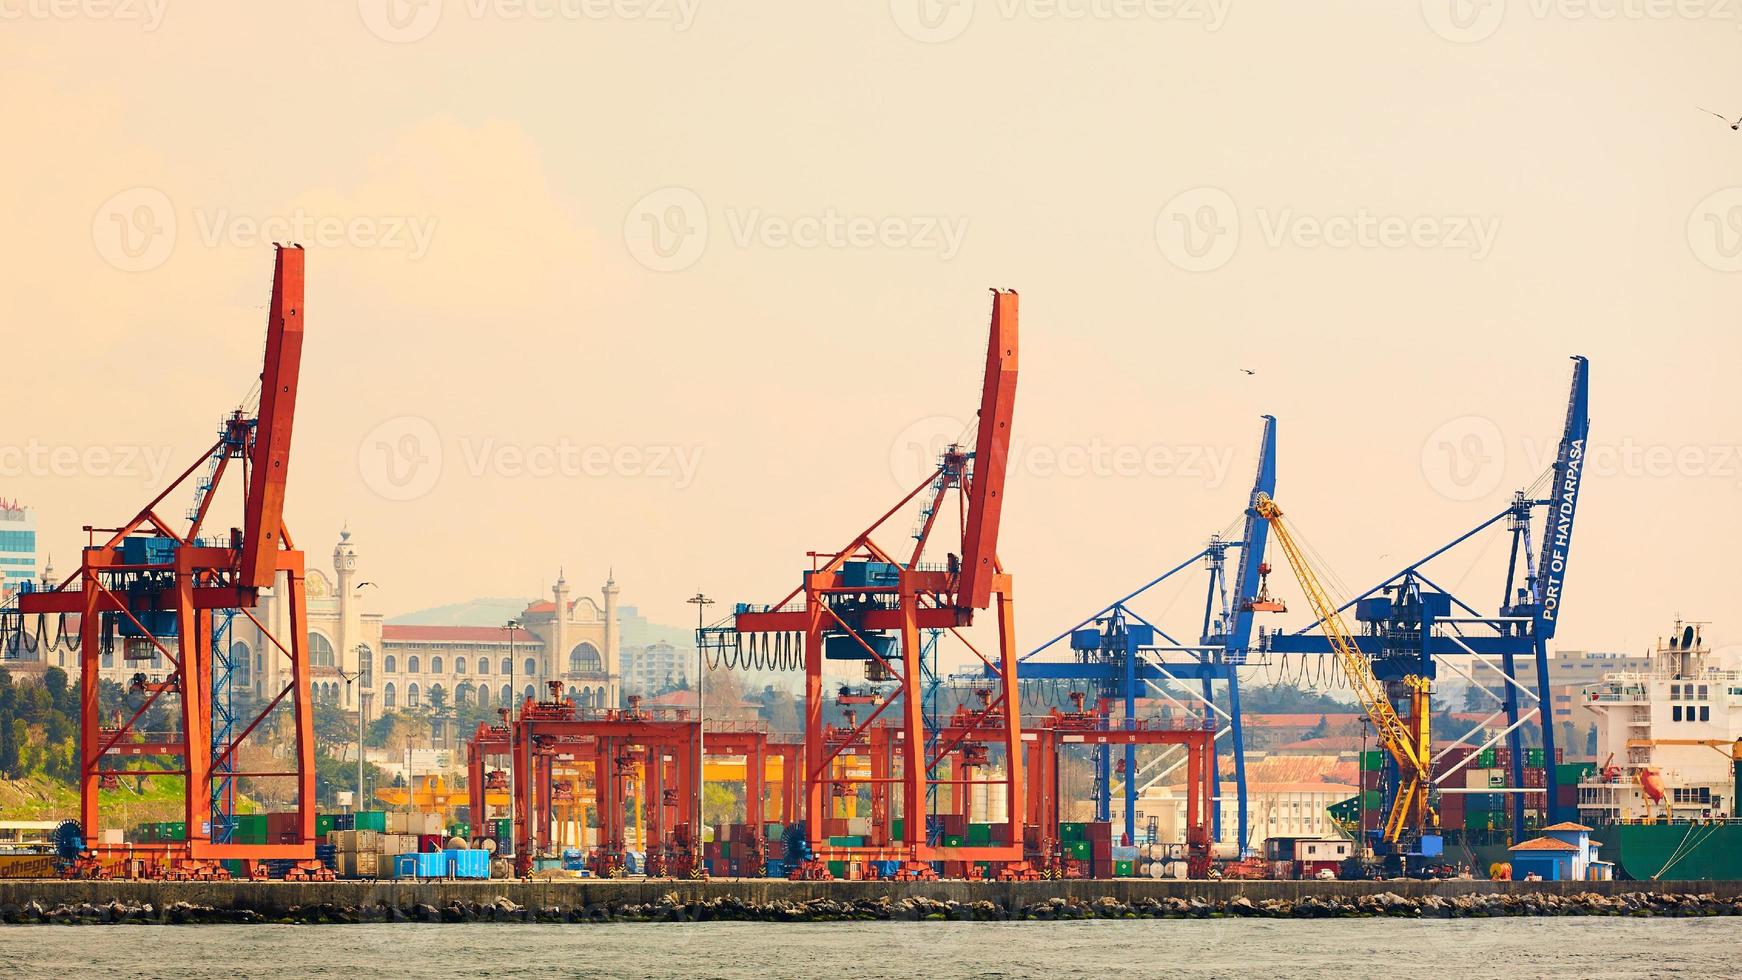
1,240 -> 1733,906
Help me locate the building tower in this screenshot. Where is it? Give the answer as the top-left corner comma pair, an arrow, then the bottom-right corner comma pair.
333,527 -> 361,709
602,570 -> 620,708
550,568 -> 570,691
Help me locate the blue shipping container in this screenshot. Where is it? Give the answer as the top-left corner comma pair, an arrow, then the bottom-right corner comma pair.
448,849 -> 489,879
391,854 -> 419,879
417,851 -> 448,878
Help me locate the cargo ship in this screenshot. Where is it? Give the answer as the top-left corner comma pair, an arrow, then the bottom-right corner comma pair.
1575,620 -> 1742,880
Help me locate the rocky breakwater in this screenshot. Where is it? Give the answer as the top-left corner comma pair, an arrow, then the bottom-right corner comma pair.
4,890 -> 1742,924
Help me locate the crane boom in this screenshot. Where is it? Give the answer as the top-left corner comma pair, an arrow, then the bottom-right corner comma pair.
1254,492 -> 1431,843
957,289 -> 1018,610
1531,355 -> 1588,638
239,245 -> 305,593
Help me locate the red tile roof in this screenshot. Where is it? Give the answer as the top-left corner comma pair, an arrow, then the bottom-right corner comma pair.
1509,837 -> 1579,852
381,624 -> 531,644
1541,821 -> 1593,832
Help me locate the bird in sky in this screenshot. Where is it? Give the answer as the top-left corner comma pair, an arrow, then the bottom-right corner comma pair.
1240,368 -> 1256,375
1698,106 -> 1741,130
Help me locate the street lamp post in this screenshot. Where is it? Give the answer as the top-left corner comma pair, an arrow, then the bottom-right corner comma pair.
339,664 -> 367,812
686,592 -> 714,852
502,619 -> 525,861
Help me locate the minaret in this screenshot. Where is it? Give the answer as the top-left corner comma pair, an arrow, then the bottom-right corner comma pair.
551,568 -> 570,687
334,527 -> 360,709
602,570 -> 620,707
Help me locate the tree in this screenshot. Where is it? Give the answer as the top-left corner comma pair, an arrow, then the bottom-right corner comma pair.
0,717 -> 19,778
312,700 -> 359,760
1303,714 -> 1330,740
1586,724 -> 1599,756
1462,681 -> 1490,713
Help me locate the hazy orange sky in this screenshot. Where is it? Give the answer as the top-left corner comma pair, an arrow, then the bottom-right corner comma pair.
3,2 -> 1739,663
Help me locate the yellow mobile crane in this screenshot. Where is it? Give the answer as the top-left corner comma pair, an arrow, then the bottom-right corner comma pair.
1253,493 -> 1434,847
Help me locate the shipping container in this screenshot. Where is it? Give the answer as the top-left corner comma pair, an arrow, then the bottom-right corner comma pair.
355,811 -> 388,833
1358,749 -> 1383,771
1057,823 -> 1086,842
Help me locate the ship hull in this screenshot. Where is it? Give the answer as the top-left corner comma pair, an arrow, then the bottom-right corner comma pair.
1597,823 -> 1742,881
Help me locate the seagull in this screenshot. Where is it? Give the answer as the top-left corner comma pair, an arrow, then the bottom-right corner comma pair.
1240,368 -> 1256,375
1698,106 -> 1741,130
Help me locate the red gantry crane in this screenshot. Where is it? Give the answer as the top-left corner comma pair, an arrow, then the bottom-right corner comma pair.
704,290 -> 1026,880
18,246 -> 323,880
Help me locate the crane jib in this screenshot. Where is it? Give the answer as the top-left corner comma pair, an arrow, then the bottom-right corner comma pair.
1538,437 -> 1585,623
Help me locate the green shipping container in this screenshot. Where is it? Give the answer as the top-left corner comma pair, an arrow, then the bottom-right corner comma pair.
1525,747 -> 1546,768
1066,841 -> 1091,860
1556,762 -> 1595,785
1058,823 -> 1086,843
495,818 -> 511,840
355,811 -> 388,832
826,861 -> 847,879
1465,809 -> 1503,830
966,823 -> 993,846
316,814 -> 336,837
1359,749 -> 1383,771
1114,860 -> 1134,877
1361,790 -> 1382,810
1477,748 -> 1498,768
828,836 -> 866,847
890,819 -> 904,841
943,835 -> 965,848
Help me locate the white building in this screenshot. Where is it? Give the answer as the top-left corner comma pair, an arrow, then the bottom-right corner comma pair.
1140,780 -> 1357,847
622,639 -> 687,696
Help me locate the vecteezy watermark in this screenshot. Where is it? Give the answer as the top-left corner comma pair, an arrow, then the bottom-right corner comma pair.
890,0 -> 1230,44
357,0 -> 700,43
623,186 -> 969,272
357,415 -> 705,502
1687,187 -> 1742,272
0,440 -> 177,485
1420,416 -> 1742,501
1420,0 -> 1742,43
1420,415 -> 1509,502
0,0 -> 168,29
92,187 -> 177,273
91,188 -> 440,272
888,415 -> 1237,489
1154,186 -> 1501,271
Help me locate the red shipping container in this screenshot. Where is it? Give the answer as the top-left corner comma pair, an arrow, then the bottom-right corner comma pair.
1439,794 -> 1465,824
1086,822 -> 1114,842
1361,770 -> 1381,790
418,834 -> 444,853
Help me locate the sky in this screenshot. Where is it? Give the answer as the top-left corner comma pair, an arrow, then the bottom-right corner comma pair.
2,1 -> 1740,669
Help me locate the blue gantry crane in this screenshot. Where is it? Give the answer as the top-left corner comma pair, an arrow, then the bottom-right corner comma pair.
1264,356 -> 1589,857
1008,416 -> 1281,852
